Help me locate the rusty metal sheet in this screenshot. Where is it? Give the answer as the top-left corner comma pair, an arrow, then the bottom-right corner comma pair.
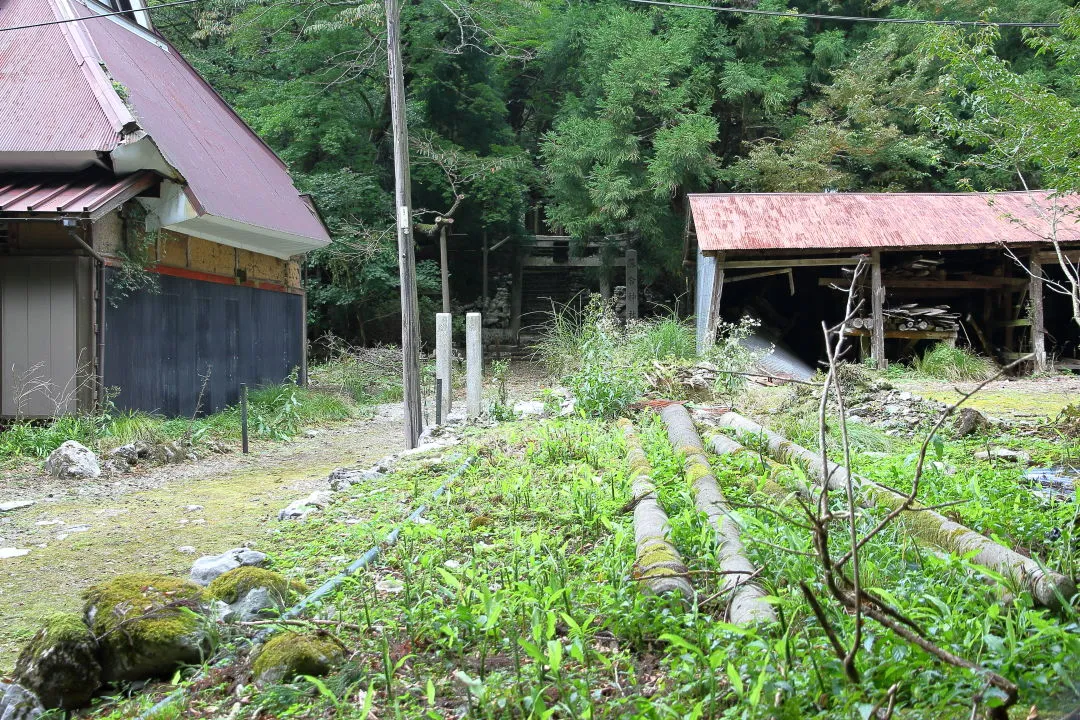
690,192 -> 1080,253
0,0 -> 121,153
0,169 -> 158,218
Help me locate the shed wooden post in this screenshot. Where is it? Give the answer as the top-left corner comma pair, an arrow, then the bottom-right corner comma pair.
870,250 -> 886,369
481,230 -> 488,314
625,248 -> 638,321
1031,254 -> 1047,372
509,251 -> 523,343
704,251 -> 725,347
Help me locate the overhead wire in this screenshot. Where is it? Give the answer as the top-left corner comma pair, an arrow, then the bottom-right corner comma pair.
623,0 -> 1062,28
0,0 -> 200,33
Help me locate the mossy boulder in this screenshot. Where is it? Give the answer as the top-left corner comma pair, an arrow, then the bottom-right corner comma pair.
251,632 -> 343,687
83,573 -> 211,682
14,612 -> 101,710
207,567 -> 307,622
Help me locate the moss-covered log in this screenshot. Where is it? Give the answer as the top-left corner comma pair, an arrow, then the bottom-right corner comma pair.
658,405 -> 776,624
715,410 -> 851,490
618,419 -> 694,604
714,411 -> 1076,610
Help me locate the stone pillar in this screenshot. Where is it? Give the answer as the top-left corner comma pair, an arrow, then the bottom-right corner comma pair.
466,312 -> 482,419
435,312 -> 452,423
625,249 -> 638,321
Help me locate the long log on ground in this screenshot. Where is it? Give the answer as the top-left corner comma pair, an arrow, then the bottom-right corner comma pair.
658,405 -> 776,624
707,433 -> 809,503
714,411 -> 1076,609
715,410 -> 851,490
618,419 -> 694,604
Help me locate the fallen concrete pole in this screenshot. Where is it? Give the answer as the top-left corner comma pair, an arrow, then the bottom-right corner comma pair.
714,411 -> 1076,610
707,433 -> 807,503
714,410 -> 850,490
618,419 -> 694,604
659,405 -> 776,624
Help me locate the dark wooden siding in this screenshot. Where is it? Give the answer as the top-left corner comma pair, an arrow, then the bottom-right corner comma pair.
104,270 -> 302,416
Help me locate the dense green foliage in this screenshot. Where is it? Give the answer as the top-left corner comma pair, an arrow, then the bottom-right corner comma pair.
150,0 -> 1079,343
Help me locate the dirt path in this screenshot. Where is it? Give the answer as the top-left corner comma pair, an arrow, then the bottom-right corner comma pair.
0,362 -> 552,671
0,409 -> 405,671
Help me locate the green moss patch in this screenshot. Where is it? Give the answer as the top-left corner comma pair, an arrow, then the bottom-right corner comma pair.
208,567 -> 307,604
252,632 -> 343,686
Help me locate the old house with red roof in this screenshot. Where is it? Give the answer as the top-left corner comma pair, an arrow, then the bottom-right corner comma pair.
691,192 -> 1080,373
0,0 -> 330,417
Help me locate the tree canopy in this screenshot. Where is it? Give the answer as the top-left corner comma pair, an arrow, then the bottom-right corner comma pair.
151,0 -> 1080,343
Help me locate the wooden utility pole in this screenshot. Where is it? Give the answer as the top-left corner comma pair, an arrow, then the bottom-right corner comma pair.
870,249 -> 886,370
385,0 -> 423,448
1031,253 -> 1047,372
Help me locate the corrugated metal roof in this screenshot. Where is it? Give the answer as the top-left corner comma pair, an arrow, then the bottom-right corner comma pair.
75,2 -> 330,245
0,170 -> 159,219
0,0 -> 329,246
690,192 -> 1080,253
0,0 -> 123,152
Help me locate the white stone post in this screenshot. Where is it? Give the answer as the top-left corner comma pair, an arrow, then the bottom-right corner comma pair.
435,312 -> 452,423
466,312 -> 482,419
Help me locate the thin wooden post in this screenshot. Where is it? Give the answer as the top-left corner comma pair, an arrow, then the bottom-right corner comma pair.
439,224 -> 451,314
481,230 -> 489,314
240,383 -> 249,454
625,248 -> 638,321
385,0 -> 423,448
1031,255 -> 1047,372
509,251 -> 523,343
704,251 -> 725,347
870,250 -> 886,370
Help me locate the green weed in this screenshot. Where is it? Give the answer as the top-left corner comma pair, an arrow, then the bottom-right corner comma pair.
912,343 -> 998,382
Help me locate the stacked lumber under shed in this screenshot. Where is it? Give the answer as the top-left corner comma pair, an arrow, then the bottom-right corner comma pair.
850,304 -> 960,333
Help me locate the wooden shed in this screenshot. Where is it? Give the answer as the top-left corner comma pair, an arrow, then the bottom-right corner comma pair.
691,192 -> 1080,371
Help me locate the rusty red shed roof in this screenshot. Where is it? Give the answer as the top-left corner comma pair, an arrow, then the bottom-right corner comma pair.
0,170 -> 159,220
690,192 -> 1080,253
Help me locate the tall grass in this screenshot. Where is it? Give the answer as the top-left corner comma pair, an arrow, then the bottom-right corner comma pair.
912,343 -> 997,382
533,296 -> 761,416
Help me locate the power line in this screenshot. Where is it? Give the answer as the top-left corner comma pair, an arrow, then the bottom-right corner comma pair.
0,0 -> 200,33
624,0 -> 1061,28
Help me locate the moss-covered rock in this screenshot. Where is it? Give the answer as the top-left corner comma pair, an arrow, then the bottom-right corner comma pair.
83,573 -> 211,682
251,632 -> 343,687
14,612 -> 101,710
207,567 -> 307,622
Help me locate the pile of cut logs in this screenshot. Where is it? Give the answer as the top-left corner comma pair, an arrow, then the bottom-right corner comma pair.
851,304 -> 960,332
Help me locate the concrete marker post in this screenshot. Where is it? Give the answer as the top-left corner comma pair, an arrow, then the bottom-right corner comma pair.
435,312 -> 452,423
466,312 -> 482,419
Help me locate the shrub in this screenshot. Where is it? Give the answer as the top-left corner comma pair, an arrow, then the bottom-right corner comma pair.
913,343 -> 997,382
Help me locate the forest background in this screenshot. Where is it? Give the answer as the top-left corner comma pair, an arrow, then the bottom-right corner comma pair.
148,0 -> 1080,346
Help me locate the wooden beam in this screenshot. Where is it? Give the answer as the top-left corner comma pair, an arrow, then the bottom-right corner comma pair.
995,318 -> 1032,328
1036,248 -> 1080,265
818,277 -> 1026,290
720,256 -> 865,270
625,249 -> 639,321
704,251 -> 725,347
726,268 -> 793,284
521,256 -> 626,268
1032,255 -> 1047,372
870,250 -> 886,370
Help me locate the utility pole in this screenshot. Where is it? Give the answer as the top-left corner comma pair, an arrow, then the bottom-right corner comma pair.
385,0 -> 423,448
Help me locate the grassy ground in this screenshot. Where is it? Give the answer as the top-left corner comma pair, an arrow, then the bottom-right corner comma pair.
75,402 -> 1080,720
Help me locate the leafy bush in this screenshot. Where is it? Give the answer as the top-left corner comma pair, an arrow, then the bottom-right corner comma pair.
534,295 -> 763,416
913,343 -> 997,382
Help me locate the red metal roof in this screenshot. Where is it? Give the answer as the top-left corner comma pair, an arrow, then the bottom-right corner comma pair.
0,0 -> 329,247
0,0 -> 126,152
690,192 -> 1080,253
0,170 -> 159,219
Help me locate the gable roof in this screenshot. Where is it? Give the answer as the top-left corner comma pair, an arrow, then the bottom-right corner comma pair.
690,192 -> 1080,253
0,0 -> 330,253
